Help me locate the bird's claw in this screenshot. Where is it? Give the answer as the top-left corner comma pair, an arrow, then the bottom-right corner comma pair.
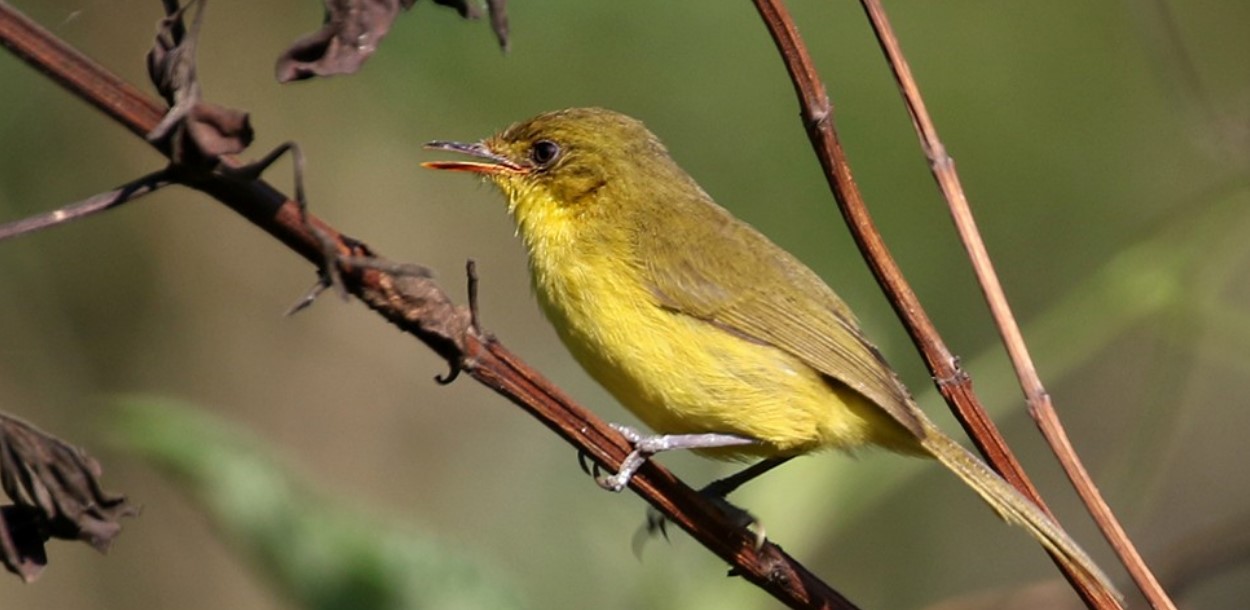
578,449 -> 627,490
577,450 -> 596,477
645,507 -> 670,541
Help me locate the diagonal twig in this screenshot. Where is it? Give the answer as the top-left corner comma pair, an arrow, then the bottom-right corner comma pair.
0,170 -> 171,242
0,3 -> 860,608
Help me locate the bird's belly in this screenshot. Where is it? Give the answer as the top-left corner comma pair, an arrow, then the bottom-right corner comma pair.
538,284 -> 890,460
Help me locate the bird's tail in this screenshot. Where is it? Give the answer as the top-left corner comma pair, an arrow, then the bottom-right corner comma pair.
920,426 -> 1122,601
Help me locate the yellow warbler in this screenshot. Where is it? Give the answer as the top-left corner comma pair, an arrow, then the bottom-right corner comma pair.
425,107 -> 1116,597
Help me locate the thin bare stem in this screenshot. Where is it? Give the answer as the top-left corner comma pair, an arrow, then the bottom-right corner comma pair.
855,2 -> 1174,608
747,0 -> 1030,492
0,3 -> 858,608
750,0 -> 1121,608
0,171 -> 170,241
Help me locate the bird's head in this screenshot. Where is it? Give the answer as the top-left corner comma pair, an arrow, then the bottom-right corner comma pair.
423,108 -> 680,224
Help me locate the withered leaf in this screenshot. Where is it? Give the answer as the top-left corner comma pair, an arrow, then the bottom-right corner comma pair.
434,0 -> 511,51
146,0 -> 253,166
484,0 -> 509,52
276,0 -> 511,83
432,0 -> 479,19
185,102 -> 254,159
0,505 -> 47,582
0,413 -> 137,582
276,0 -> 416,83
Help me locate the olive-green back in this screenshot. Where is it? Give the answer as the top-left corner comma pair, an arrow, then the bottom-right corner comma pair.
632,181 -> 923,438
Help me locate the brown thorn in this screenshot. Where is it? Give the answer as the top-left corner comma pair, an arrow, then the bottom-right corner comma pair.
285,278 -> 329,317
465,259 -> 482,336
227,141 -> 346,300
433,363 -> 462,386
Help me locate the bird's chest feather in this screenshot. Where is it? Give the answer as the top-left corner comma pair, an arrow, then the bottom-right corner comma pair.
527,234 -> 681,398
524,228 -> 827,448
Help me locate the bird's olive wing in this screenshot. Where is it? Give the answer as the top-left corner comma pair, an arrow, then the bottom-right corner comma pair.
636,198 -> 923,437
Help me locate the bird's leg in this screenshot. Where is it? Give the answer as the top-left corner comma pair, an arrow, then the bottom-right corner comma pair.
596,424 -> 755,492
702,456 -> 794,497
644,456 -> 794,546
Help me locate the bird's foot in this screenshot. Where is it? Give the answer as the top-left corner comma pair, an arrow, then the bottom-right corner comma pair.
590,424 -> 755,492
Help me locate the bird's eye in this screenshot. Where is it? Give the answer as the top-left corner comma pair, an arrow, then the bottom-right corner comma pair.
530,140 -> 560,166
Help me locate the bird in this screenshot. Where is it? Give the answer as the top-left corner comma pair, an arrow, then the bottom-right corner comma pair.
423,107 -> 1117,597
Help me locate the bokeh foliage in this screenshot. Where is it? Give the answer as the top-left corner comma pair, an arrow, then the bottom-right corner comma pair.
2,1 -> 1249,608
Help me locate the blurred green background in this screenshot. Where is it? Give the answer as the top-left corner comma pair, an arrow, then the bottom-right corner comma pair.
2,1 -> 1249,608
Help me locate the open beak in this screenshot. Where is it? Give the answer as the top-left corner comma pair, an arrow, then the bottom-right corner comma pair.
421,141 -> 527,174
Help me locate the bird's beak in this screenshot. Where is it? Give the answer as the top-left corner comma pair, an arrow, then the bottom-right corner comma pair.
421,141 -> 527,174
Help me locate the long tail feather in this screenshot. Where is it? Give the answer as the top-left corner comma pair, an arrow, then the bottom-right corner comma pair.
921,427 -> 1122,601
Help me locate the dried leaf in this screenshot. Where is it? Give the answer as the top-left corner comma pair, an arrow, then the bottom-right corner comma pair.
186,102 -> 254,158
484,0 -> 509,51
0,505 -> 46,582
0,413 -> 137,582
433,0 -> 510,50
432,0 -> 479,19
146,0 -> 253,166
147,0 -> 191,107
276,0 -> 414,83
276,0 -> 510,83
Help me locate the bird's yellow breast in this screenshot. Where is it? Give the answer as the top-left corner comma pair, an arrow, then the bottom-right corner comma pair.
515,195 -> 894,460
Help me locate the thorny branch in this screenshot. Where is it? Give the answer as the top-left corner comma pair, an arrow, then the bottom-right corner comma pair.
0,3 -> 858,608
